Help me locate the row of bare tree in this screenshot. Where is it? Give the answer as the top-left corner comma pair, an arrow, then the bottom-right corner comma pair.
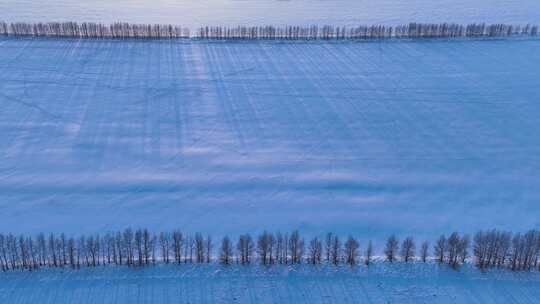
1,22 -> 190,39
473,229 -> 540,271
394,23 -> 537,38
0,229 -> 539,272
0,22 -> 537,40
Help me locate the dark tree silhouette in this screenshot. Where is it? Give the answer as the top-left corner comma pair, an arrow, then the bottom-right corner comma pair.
384,235 -> 399,263
0,21 -> 536,40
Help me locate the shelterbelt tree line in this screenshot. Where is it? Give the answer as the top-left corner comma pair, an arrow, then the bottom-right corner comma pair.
1,21 -> 538,40
1,228 -> 540,273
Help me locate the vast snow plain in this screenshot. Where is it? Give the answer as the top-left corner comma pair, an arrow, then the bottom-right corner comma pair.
0,37 -> 539,239
2,1 -> 540,302
2,0 -> 540,27
2,263 -> 540,304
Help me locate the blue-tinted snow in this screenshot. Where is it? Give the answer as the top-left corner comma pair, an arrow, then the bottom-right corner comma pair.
2,263 -> 540,303
1,0 -> 540,27
0,38 -> 539,239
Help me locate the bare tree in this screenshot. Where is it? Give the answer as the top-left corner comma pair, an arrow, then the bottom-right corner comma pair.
400,237 -> 415,263
143,229 -> 151,265
220,236 -> 233,265
308,237 -> 322,265
267,233 -> 275,264
123,229 -> 134,266
68,238 -> 76,269
37,234 -> 46,267
384,235 -> 399,263
237,234 -> 254,265
282,234 -> 289,264
275,232 -> 284,264
365,240 -> 373,266
447,232 -> 461,268
330,236 -> 341,265
115,232 -> 123,265
458,234 -> 470,264
257,231 -> 272,265
186,236 -> 195,263
150,234 -> 157,265
49,234 -> 57,267
434,235 -> 447,264
159,232 -> 170,264
195,233 -> 205,263
60,233 -> 67,266
473,231 -> 487,269
344,236 -> 359,265
420,241 -> 429,263
172,231 -> 183,264
325,233 -> 333,263
205,235 -> 212,263
288,231 -> 304,264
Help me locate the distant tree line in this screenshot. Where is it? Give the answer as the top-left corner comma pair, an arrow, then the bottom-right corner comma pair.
1,22 -> 190,39
1,228 -> 539,273
0,22 -> 538,40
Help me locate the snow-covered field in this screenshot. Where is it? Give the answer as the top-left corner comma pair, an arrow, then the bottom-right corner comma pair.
1,37 -> 539,239
1,0 -> 540,27
2,263 -> 540,303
